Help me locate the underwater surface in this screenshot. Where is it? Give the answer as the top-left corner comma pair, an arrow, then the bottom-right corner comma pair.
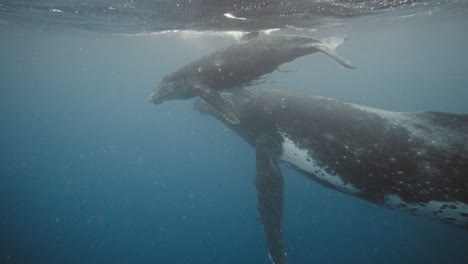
1,1 -> 468,263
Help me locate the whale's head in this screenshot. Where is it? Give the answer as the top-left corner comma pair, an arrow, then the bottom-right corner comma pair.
148,78 -> 178,104
148,76 -> 194,105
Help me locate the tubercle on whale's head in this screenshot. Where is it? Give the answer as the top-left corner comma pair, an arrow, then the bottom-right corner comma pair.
148,80 -> 177,104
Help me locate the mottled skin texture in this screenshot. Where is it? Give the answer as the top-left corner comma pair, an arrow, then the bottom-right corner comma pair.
199,90 -> 468,206
169,35 -> 317,88
194,89 -> 468,264
150,34 -> 353,124
149,34 -> 354,106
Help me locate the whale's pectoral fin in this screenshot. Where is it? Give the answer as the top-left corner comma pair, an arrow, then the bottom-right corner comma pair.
256,138 -> 288,264
304,38 -> 356,69
316,44 -> 356,69
193,84 -> 240,124
320,36 -> 345,49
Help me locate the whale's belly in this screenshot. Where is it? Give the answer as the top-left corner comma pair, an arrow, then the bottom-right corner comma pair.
278,133 -> 468,229
279,135 -> 360,194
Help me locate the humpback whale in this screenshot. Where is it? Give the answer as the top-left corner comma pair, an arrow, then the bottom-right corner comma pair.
193,89 -> 468,264
149,33 -> 355,124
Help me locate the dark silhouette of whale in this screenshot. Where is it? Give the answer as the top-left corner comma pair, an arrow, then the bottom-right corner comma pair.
193,89 -> 468,264
149,33 -> 355,124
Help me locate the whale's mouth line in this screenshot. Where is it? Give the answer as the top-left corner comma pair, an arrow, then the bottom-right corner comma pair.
148,91 -> 164,104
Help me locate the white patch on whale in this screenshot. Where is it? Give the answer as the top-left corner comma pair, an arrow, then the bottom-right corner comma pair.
349,103 -> 467,149
49,8 -> 63,13
280,134 -> 360,194
129,30 -> 246,41
223,13 -> 247,21
384,194 -> 468,227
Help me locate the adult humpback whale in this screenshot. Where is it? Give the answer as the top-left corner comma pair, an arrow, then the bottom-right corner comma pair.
149,33 -> 355,124
193,89 -> 468,264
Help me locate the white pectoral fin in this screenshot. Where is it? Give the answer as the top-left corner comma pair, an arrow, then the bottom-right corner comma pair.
304,39 -> 356,69
320,37 -> 345,49
193,84 -> 240,124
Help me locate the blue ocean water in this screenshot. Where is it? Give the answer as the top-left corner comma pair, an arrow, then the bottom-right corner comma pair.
1,2 -> 468,264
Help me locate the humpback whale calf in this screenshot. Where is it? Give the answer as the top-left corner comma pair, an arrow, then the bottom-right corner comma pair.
193,89 -> 468,264
149,33 -> 355,124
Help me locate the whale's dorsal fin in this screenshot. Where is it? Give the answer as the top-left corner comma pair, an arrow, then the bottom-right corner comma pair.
256,137 -> 288,264
193,83 -> 240,124
303,37 -> 356,69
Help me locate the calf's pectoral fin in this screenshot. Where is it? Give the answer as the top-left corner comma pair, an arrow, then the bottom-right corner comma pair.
304,40 -> 356,69
193,84 -> 240,124
319,36 -> 345,49
256,138 -> 288,264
